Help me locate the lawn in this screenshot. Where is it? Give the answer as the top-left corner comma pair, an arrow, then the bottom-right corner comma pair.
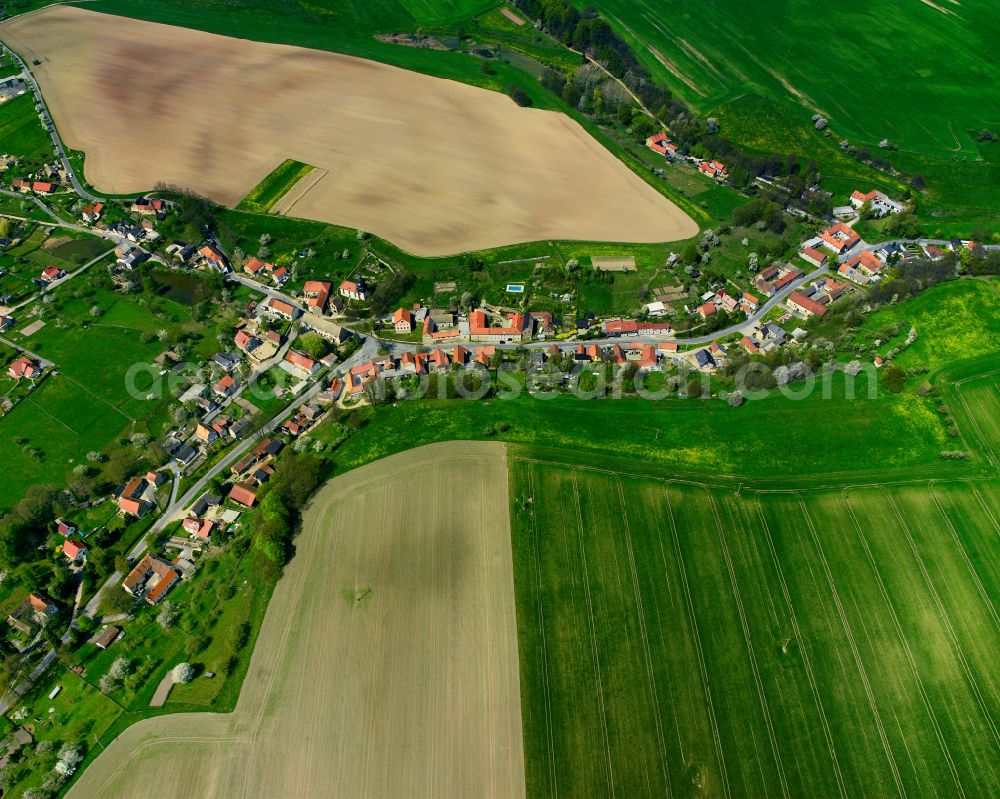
325,368 -> 958,487
509,450 -> 1000,797
585,0 -> 1000,227
858,278 -> 1000,371
0,91 -> 52,167
236,159 -> 313,213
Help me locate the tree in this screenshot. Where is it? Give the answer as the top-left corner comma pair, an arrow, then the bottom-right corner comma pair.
172,662 -> 195,684
54,744 -> 83,777
157,600 -> 178,629
506,83 -> 532,107
296,331 -> 327,360
727,390 -> 745,408
881,365 -> 905,393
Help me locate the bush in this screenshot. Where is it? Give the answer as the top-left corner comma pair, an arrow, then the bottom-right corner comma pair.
506,83 -> 532,107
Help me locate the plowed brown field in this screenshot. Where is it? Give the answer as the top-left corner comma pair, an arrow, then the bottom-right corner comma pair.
1,6 -> 698,255
65,442 -> 525,799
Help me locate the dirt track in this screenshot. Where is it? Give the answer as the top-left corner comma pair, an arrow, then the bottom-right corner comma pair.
0,6 -> 698,255
64,442 -> 525,799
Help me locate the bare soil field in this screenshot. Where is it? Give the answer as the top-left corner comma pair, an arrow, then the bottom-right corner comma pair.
65,441 -> 525,799
0,7 -> 697,255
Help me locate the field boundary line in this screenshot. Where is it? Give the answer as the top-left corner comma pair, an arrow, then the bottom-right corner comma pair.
663,488 -> 731,799
523,464 -> 559,796
797,497 -> 906,799
841,489 -> 967,798
59,372 -> 135,423
570,470 -> 615,798
23,396 -> 79,434
886,491 -> 1000,755
613,476 -> 671,797
752,499 -> 849,799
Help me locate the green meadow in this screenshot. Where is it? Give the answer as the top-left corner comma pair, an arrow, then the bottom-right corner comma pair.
0,92 -> 51,168
236,159 -> 313,214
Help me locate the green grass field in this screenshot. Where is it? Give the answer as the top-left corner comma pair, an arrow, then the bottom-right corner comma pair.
0,92 -> 51,168
236,159 -> 313,213
582,0 -> 1000,224
509,450 -> 1000,798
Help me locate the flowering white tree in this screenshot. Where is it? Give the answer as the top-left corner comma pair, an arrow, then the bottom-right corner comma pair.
173,662 -> 195,684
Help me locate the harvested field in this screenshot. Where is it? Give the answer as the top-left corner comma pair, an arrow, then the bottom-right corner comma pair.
0,6 -> 698,255
66,442 -> 524,799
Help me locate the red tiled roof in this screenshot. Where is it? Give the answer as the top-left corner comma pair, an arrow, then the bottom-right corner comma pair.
285,350 -> 316,371
788,291 -> 828,316
229,484 -> 257,507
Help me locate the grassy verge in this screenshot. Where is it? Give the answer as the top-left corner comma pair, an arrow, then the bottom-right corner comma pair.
236,159 -> 314,214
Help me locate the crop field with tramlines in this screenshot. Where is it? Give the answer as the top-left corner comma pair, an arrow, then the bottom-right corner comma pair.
509,450 -> 1000,798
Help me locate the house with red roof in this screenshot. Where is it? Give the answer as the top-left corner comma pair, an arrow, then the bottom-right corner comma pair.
698,160 -> 728,179
818,222 -> 861,253
284,349 -> 319,377
32,181 -> 54,195
697,301 -> 717,319
243,256 -> 269,276
182,517 -> 215,539
302,280 -> 332,314
40,266 -> 66,284
7,356 -> 41,380
234,329 -> 261,353
603,319 -> 639,337
198,244 -> 229,272
824,278 -> 850,302
474,346 -> 496,367
62,538 -> 87,563
850,188 -> 903,216
229,483 -> 258,508
787,291 -> 828,318
117,475 -> 151,517
122,554 -> 179,604
392,306 -> 413,333
739,292 -> 760,313
451,345 -> 470,366
338,278 -> 367,302
55,519 -> 76,537
265,297 -> 299,320
214,374 -> 237,397
740,336 -> 760,354
799,246 -> 828,269
81,203 -> 104,223
469,309 -> 530,343
271,266 -> 289,285
10,178 -> 30,193
844,249 -> 884,277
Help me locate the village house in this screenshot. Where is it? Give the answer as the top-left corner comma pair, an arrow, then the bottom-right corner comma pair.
94,626 -> 121,650
243,256 -> 270,277
272,265 -> 290,285
7,356 -> 41,380
214,374 -> 237,397
39,266 -> 65,284
62,538 -> 87,563
6,594 -> 57,637
338,278 -> 368,302
31,181 -> 54,195
0,315 -> 14,332
55,519 -> 75,537
122,554 -> 180,605
850,189 -> 904,217
302,280 -> 332,314
229,483 -> 258,508
469,309 -> 530,344
697,301 -> 717,319
131,197 -> 168,215
182,517 -> 215,539
81,203 -> 104,223
284,349 -> 320,377
844,249 -> 884,278
198,244 -> 230,273
698,160 -> 728,179
234,329 -> 261,354
799,246 -> 828,269
787,291 -> 828,318
818,222 -> 861,254
195,423 -> 219,444
392,306 -> 413,333
117,475 -> 152,517
264,297 -> 300,321
693,349 -> 716,371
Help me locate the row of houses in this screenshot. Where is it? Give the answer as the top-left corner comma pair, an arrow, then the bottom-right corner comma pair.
644,131 -> 728,180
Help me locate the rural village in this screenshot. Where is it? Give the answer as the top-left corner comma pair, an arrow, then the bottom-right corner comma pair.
0,1 -> 996,797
